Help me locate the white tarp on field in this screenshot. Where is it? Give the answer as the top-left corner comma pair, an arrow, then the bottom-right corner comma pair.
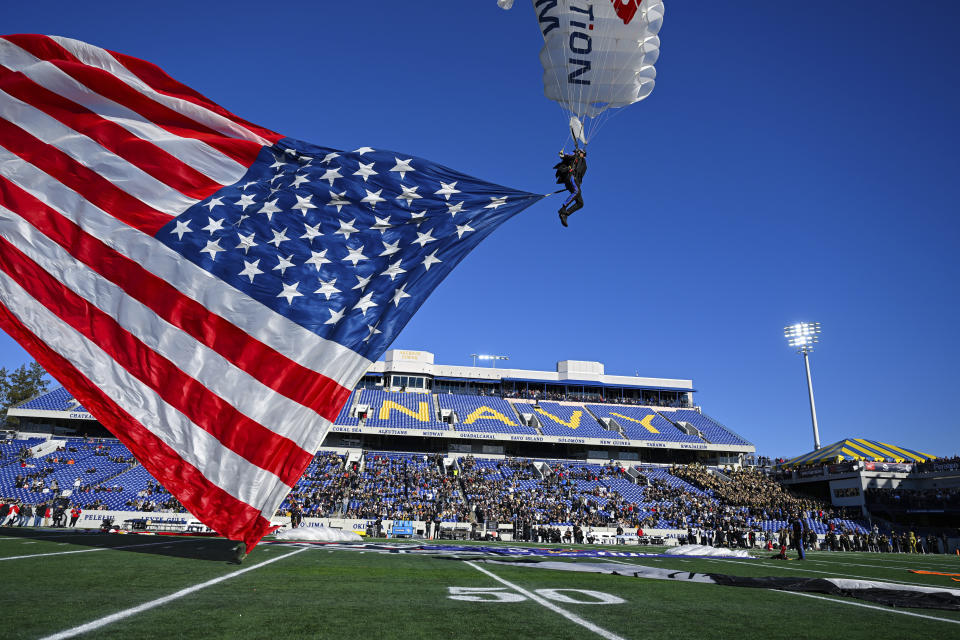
274,526 -> 362,542
663,544 -> 753,558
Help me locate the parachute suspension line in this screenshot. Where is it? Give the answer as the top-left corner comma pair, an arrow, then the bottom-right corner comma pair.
581,11 -> 620,144
536,6 -> 580,151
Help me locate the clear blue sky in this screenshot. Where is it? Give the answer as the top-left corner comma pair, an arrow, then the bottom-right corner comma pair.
4,1 -> 958,459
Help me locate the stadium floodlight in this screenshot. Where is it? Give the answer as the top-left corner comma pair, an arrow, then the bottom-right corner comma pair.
784,322 -> 822,450
470,353 -> 509,368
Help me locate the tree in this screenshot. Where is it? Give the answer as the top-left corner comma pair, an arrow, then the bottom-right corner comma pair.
0,361 -> 51,424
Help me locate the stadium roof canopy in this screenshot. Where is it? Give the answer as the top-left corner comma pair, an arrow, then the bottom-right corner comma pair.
782,438 -> 936,467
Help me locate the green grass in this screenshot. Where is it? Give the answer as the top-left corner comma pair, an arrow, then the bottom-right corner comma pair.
2,527 -> 960,639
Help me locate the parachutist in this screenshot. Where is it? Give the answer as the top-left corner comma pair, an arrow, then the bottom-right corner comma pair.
554,148 -> 586,227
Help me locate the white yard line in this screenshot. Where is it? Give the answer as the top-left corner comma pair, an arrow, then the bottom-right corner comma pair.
0,538 -> 194,561
40,547 -> 308,640
768,589 -> 960,625
466,561 -> 627,640
804,557 -> 960,572
608,557 -> 960,621
692,556 -> 952,590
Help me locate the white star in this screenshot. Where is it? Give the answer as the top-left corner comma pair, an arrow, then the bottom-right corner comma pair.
283,148 -> 298,157
447,201 -> 464,216
291,174 -> 310,189
235,193 -> 256,211
343,245 -> 368,266
327,190 -> 351,212
353,274 -> 373,291
408,210 -> 427,225
238,259 -> 263,283
269,172 -> 286,185
320,152 -> 340,165
434,181 -> 460,200
390,158 -> 415,180
413,229 -> 437,247
268,227 -> 290,248
363,323 -> 382,342
241,180 -> 258,190
201,217 -> 224,235
273,254 -> 295,275
277,281 -> 303,304
270,158 -> 286,170
314,278 -> 340,300
200,239 -> 224,259
382,259 -> 406,281
292,194 -> 317,215
335,218 -> 359,240
371,215 -> 392,232
258,199 -> 281,221
353,162 -> 377,182
300,221 -> 323,242
324,306 -> 345,325
380,238 -> 401,256
391,284 -> 411,307
353,291 -> 377,315
361,189 -> 385,208
396,185 -> 422,207
421,249 -> 441,271
304,248 -> 331,271
204,196 -> 224,211
235,232 -> 257,253
455,222 -> 475,238
170,220 -> 191,240
353,146 -> 374,155
486,196 -> 508,209
320,167 -> 342,186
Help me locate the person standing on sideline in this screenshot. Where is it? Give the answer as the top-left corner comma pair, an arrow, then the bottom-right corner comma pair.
791,515 -> 806,560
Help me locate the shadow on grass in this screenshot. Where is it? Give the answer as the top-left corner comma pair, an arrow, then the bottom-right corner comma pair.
0,525 -> 241,562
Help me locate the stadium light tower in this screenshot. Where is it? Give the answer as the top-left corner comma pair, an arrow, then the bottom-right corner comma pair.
784,322 -> 822,450
470,353 -> 509,368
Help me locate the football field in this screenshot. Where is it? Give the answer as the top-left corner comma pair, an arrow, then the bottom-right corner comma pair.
3,528 -> 959,639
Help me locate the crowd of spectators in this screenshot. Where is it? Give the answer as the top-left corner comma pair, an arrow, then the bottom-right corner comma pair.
339,453 -> 468,523
916,455 -> 960,473
124,479 -> 184,512
865,486 -> 960,510
498,388 -> 692,408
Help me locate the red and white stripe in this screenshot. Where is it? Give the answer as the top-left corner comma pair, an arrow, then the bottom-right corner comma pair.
0,34 -> 370,549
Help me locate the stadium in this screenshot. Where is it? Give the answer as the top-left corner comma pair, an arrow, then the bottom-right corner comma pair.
3,349 -> 960,638
2,1 -> 959,638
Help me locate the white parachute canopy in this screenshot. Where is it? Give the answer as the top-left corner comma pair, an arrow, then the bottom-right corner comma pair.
533,0 -> 664,142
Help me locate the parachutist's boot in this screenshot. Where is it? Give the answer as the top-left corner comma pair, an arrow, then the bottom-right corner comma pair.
558,208 -> 568,227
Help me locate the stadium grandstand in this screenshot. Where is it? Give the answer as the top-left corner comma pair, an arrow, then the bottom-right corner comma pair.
2,350 -> 956,551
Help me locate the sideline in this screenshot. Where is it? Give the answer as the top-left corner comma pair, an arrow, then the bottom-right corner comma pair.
39,547 -> 308,640
467,561 -> 627,640
608,558 -> 960,624
0,538 -> 195,562
769,589 -> 960,625
686,556 -> 955,590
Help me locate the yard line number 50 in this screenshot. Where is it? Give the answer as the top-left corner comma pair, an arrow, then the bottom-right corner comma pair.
448,587 -> 625,605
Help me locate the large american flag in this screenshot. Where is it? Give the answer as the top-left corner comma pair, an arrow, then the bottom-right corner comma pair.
0,34 -> 541,549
